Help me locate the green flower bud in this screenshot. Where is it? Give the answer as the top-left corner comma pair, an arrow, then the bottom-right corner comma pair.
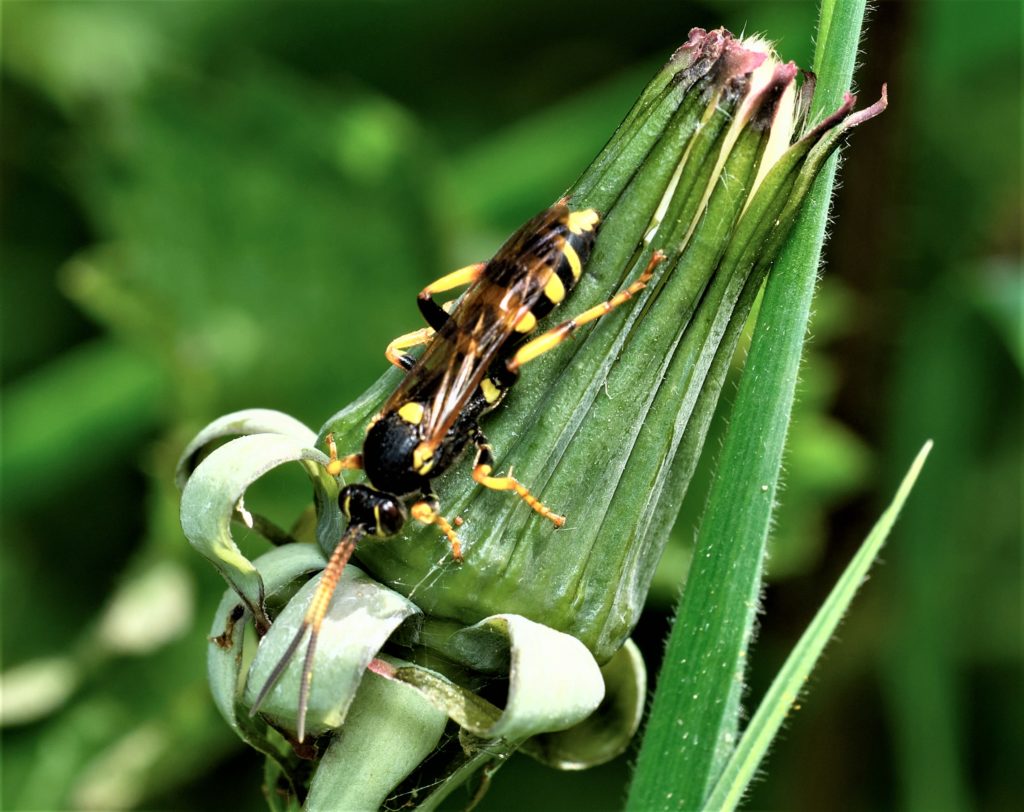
179,25 -> 884,808
327,28 -> 885,662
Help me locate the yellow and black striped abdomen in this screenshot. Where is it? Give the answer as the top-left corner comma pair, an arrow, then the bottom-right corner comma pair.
520,208 -> 600,325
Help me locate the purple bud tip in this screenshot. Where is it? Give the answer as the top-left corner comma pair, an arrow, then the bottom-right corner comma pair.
845,84 -> 888,128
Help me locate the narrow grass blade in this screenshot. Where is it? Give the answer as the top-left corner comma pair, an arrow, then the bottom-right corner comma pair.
704,442 -> 933,811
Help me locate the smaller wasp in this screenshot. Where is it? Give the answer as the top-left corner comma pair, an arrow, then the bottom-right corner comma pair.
251,201 -> 663,741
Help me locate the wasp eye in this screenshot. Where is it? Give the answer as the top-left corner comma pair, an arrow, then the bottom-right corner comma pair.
338,484 -> 407,537
375,498 -> 407,536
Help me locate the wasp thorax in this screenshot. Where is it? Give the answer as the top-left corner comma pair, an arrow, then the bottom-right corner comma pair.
362,409 -> 429,496
339,483 -> 408,537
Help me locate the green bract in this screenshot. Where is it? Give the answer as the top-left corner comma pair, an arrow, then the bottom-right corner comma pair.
178,27 -> 885,808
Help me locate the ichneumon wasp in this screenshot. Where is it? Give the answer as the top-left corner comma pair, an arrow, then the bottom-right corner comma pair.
250,200 -> 664,741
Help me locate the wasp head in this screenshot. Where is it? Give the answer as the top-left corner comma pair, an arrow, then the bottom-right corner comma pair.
339,483 -> 408,537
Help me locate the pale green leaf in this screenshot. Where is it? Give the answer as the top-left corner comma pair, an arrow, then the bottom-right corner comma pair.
243,564 -> 421,740
175,408 -> 317,489
179,433 -> 335,632
522,638 -> 646,770
305,672 -> 448,812
207,545 -> 328,787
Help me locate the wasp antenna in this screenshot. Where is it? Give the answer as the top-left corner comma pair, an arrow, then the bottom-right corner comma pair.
293,528 -> 360,741
296,619 -> 322,743
248,525 -> 364,742
249,620 -> 309,717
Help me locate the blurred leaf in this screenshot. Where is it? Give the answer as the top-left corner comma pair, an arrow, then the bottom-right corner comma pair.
95,559 -> 194,655
446,63 -> 657,224
0,657 -> 79,727
971,258 -> 1024,371
59,61 -> 442,420
2,2 -> 171,110
0,339 -> 165,508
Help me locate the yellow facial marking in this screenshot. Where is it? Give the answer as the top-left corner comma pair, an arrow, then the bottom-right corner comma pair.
515,310 -> 537,333
481,378 -> 502,404
544,273 -> 566,304
567,208 -> 600,235
398,401 -> 425,425
373,505 -> 382,532
413,443 -> 434,475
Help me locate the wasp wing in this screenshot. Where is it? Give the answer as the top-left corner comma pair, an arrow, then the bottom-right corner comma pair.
381,204 -> 571,444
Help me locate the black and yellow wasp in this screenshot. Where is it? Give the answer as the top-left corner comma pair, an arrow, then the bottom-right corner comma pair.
252,200 -> 662,741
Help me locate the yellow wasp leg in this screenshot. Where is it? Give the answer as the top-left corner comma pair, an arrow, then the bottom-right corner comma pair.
386,296 -> 461,369
471,434 -> 565,528
410,501 -> 464,560
420,262 -> 487,298
418,262 -> 487,332
324,432 -> 363,477
507,250 -> 665,372
385,326 -> 435,369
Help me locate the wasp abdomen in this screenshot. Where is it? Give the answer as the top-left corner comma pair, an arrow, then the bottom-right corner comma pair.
519,213 -> 599,327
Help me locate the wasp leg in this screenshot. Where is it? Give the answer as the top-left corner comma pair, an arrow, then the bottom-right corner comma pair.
418,262 -> 486,331
410,497 -> 464,561
324,433 -> 363,477
384,297 -> 462,369
507,250 -> 665,372
386,326 -> 435,370
471,430 -> 565,528
249,525 -> 362,743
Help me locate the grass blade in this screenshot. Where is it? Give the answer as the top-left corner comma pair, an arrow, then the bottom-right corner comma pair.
704,442 -> 933,811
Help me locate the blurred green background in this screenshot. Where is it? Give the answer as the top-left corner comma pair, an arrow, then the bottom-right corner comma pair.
1,1 -> 1020,810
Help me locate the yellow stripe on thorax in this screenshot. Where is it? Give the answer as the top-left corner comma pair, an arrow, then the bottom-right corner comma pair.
481,378 -> 502,404
398,402 -> 425,424
412,443 -> 435,475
